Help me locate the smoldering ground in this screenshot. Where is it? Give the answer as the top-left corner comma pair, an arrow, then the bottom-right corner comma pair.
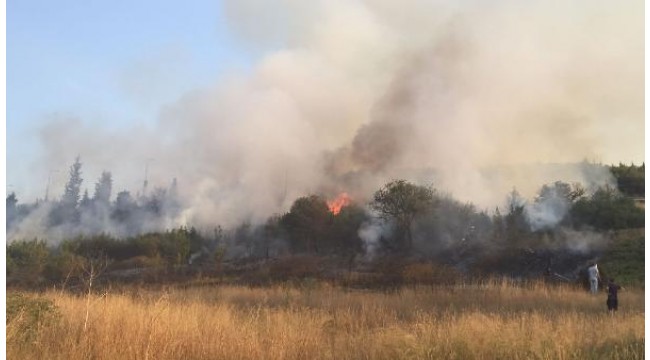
11,0 -> 643,242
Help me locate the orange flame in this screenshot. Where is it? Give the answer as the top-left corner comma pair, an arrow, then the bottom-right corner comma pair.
327,192 -> 351,215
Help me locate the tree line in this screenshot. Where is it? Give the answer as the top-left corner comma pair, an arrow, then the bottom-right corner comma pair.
6,163 -> 644,287
7,157 -> 182,240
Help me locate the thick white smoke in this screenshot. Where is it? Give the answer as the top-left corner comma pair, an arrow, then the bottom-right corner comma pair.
358,212 -> 395,258
20,0 -> 643,234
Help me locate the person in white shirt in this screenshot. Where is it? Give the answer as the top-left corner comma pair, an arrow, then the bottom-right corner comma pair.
587,263 -> 600,294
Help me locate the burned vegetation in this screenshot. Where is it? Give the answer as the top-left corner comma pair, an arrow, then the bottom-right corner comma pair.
6,159 -> 645,290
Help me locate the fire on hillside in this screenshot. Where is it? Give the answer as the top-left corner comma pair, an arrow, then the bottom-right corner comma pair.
327,192 -> 351,215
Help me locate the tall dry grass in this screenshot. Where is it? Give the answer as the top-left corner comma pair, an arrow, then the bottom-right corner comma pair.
7,280 -> 644,359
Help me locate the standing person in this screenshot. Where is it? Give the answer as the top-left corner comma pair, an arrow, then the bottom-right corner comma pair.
606,278 -> 622,314
587,263 -> 600,294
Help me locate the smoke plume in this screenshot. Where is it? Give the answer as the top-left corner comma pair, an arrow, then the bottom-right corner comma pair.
17,0 -> 643,237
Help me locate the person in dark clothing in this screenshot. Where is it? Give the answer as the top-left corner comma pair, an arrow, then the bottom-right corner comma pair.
606,278 -> 621,314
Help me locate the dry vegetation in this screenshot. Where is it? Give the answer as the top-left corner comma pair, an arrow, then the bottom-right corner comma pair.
7,280 -> 644,359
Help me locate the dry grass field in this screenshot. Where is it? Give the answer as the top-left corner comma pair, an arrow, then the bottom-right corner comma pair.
7,280 -> 644,359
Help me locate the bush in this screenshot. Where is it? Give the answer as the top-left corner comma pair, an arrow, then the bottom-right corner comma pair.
111,255 -> 164,270
268,256 -> 323,280
570,187 -> 644,230
7,239 -> 50,285
44,250 -> 85,284
402,262 -> 461,286
609,163 -> 644,197
7,293 -> 60,342
599,230 -> 645,287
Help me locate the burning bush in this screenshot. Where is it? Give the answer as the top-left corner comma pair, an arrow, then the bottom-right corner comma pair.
327,193 -> 351,215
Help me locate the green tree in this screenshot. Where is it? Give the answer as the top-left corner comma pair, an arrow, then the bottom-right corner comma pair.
93,171 -> 113,205
491,207 -> 506,244
65,234 -> 118,260
144,188 -> 166,217
526,182 -> 585,231
234,222 -> 255,257
328,203 -> 367,254
50,157 -> 83,226
45,249 -> 85,284
112,190 -> 136,224
133,233 -> 162,259
504,189 -> 528,246
187,227 -> 206,254
262,215 -> 285,259
79,190 -> 92,212
570,186 -> 644,230
62,156 -> 83,207
160,229 -> 190,267
7,239 -> 50,285
609,163 -> 644,197
7,192 -> 18,227
281,195 -> 331,254
370,180 -> 435,252
537,181 -> 585,203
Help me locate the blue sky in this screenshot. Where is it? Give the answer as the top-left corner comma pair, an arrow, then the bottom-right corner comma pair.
7,0 -> 255,197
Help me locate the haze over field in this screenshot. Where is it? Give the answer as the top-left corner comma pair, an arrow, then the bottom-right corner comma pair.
9,0 -> 644,230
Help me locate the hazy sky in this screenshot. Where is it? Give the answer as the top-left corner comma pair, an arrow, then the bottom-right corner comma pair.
7,0 -> 645,208
7,0 -> 256,199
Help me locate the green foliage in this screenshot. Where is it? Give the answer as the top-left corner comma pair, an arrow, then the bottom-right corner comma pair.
93,171 -> 113,204
370,180 -> 435,220
536,181 -> 585,203
159,228 -> 191,267
62,156 -> 83,207
44,250 -> 85,283
328,204 -> 367,254
281,195 -> 332,254
79,190 -> 91,210
7,239 -> 50,285
63,234 -> 108,259
134,233 -> 162,258
187,226 -> 206,253
234,222 -> 255,257
48,157 -> 84,226
414,194 -> 492,254
503,189 -> 529,246
278,196 -> 368,255
261,216 -> 285,258
570,186 -> 644,230
609,163 -> 644,197
7,292 -> 60,342
111,190 -> 136,223
370,180 -> 435,251
491,207 -> 506,243
62,234 -> 139,261
214,245 -> 227,264
6,171 -> 646,288
7,192 -> 18,226
599,230 -> 644,287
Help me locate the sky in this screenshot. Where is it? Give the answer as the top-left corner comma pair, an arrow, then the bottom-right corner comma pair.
6,0 -> 645,209
7,0 -> 255,199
